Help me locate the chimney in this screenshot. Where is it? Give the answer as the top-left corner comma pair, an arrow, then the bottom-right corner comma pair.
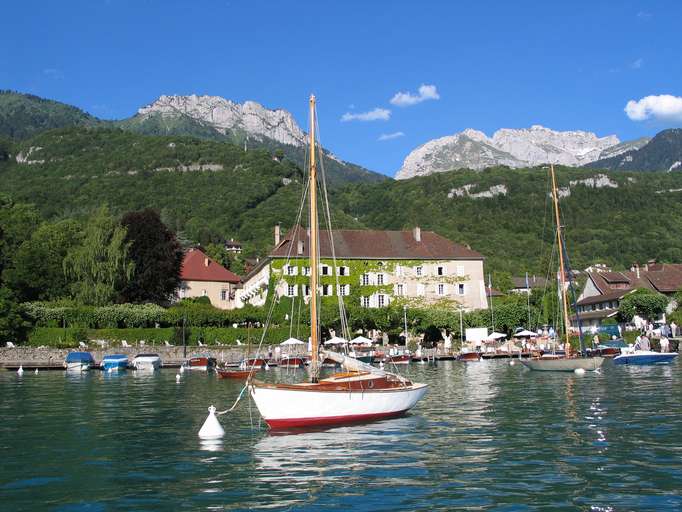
204,257 -> 210,267
413,226 -> 421,243
297,240 -> 304,255
274,224 -> 281,245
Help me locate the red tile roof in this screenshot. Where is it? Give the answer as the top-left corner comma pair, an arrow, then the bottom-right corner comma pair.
588,264 -> 682,296
270,226 -> 483,260
180,248 -> 240,283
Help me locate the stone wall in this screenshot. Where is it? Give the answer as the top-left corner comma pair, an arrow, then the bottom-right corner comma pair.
0,345 -> 309,367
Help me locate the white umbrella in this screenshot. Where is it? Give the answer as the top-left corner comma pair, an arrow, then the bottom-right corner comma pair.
280,337 -> 305,346
515,329 -> 538,337
350,335 -> 373,345
324,336 -> 348,345
487,332 -> 507,341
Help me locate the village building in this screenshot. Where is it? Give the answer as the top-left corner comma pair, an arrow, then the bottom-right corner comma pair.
224,238 -> 242,254
510,275 -> 549,294
177,248 -> 241,309
236,226 -> 489,311
572,261 -> 682,329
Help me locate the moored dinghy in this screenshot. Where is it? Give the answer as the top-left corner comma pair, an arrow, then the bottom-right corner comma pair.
102,354 -> 129,372
132,353 -> 162,371
64,351 -> 96,372
614,350 -> 678,365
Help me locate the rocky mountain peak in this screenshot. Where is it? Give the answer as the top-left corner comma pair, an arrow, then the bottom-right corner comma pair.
137,94 -> 306,147
396,125 -> 626,179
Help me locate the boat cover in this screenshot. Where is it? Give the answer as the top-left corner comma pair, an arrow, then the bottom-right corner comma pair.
65,351 -> 95,363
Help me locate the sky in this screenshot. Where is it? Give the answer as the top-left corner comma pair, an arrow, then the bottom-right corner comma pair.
2,0 -> 682,176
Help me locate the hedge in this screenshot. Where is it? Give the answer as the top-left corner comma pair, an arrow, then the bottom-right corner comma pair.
22,301 -> 270,329
27,326 -> 303,348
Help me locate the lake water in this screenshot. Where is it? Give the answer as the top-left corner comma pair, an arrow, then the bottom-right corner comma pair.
2,359 -> 682,511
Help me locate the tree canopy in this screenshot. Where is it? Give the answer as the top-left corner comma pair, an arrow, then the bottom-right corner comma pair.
617,288 -> 669,323
119,208 -> 183,304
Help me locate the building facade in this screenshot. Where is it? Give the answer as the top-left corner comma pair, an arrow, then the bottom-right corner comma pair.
572,261 -> 682,328
178,248 -> 241,309
237,226 -> 489,311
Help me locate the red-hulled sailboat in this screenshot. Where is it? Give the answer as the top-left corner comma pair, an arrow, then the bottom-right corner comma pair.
249,96 -> 428,429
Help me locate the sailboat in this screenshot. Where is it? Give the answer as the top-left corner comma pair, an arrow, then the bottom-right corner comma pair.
522,164 -> 604,372
248,95 -> 428,428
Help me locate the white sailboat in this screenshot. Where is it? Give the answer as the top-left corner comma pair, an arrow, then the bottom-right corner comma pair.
249,96 -> 428,428
522,164 -> 604,372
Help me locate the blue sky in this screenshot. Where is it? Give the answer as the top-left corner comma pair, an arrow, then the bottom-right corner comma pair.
2,0 -> 682,176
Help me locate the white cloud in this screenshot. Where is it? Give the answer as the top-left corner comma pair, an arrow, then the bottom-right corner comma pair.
340,107 -> 391,122
625,94 -> 682,122
378,131 -> 405,141
631,58 -> 644,69
390,84 -> 440,107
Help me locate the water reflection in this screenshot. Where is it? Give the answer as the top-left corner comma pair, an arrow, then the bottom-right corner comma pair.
1,361 -> 682,510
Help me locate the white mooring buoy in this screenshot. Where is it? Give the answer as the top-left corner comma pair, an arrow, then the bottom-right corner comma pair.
35,368 -> 39,374
179,365 -> 185,374
574,368 -> 586,375
17,365 -> 24,375
176,374 -> 181,382
509,360 -> 516,366
198,405 -> 225,439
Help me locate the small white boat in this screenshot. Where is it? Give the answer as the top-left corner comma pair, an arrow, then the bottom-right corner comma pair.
64,351 -> 96,372
522,356 -> 604,372
132,353 -> 162,371
614,350 -> 678,365
102,354 -> 129,371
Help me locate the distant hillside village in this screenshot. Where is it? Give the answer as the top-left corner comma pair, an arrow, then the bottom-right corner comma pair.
177,226 -> 682,332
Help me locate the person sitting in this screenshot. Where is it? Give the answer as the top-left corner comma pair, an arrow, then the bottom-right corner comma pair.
639,335 -> 651,351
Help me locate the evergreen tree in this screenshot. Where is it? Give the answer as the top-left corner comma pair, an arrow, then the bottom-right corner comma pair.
119,208 -> 183,304
63,206 -> 133,306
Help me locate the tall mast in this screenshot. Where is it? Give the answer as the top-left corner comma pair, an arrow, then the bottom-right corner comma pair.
308,94 -> 320,382
550,164 -> 572,357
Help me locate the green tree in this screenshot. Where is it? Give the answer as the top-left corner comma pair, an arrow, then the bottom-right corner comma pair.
0,288 -> 31,345
119,209 -> 183,304
3,219 -> 81,301
617,288 -> 669,323
0,196 -> 40,283
492,295 -> 534,334
63,206 -> 133,306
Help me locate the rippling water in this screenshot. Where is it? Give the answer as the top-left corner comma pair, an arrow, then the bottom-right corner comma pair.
2,360 -> 682,511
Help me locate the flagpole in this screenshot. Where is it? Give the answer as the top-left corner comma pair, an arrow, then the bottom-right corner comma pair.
526,271 -> 531,328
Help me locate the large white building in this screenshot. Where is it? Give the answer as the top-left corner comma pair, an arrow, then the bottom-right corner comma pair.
237,226 -> 489,311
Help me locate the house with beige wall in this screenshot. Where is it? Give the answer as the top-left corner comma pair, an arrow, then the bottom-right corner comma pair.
178,248 -> 241,309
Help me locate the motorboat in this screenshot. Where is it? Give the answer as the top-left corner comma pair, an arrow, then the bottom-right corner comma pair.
613,350 -> 678,365
279,356 -> 306,368
185,356 -> 217,371
64,351 -> 96,372
102,354 -> 129,372
132,353 -> 162,371
217,368 -> 252,379
243,357 -> 268,370
384,353 -> 412,365
457,351 -> 481,362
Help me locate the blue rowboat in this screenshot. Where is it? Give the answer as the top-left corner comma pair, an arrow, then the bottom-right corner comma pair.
613,350 -> 678,365
102,354 -> 129,371
64,351 -> 96,372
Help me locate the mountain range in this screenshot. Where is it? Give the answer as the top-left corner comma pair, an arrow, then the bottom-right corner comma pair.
395,125 -> 653,179
0,91 -> 384,186
2,89 -> 682,274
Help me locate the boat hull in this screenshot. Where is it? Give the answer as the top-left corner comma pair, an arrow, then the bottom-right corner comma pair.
613,351 -> 678,365
65,362 -> 91,372
457,352 -> 481,362
217,369 -> 252,379
132,356 -> 161,371
522,357 -> 604,372
250,380 -> 428,429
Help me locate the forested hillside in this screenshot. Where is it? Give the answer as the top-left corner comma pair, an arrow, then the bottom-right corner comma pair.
2,126 -> 682,276
334,167 -> 682,275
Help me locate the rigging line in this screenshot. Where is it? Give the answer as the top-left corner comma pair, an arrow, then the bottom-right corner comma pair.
316,111 -> 351,342
245,150 -> 311,380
